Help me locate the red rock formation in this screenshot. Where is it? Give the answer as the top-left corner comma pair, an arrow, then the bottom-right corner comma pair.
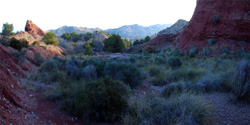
173,0 -> 250,54
142,19 -> 188,49
25,20 -> 46,36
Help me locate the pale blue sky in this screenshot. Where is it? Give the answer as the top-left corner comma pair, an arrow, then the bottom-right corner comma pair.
0,0 -> 196,31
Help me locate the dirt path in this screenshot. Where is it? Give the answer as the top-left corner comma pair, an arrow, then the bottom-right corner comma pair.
18,79 -> 81,125
204,93 -> 250,125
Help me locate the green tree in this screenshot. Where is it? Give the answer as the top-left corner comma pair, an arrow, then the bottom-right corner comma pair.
61,32 -> 71,41
2,23 -> 14,36
123,38 -> 132,49
104,34 -> 125,52
133,40 -> 140,46
84,42 -> 92,55
84,32 -> 92,41
43,32 -> 58,46
144,36 -> 150,42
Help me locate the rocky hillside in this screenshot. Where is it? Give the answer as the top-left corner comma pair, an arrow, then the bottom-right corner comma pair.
173,0 -> 250,55
104,24 -> 171,40
49,26 -> 101,36
143,19 -> 188,48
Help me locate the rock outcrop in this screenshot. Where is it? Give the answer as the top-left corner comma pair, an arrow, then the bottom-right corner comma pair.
25,20 -> 46,36
15,31 -> 43,45
173,0 -> 250,54
142,19 -> 188,49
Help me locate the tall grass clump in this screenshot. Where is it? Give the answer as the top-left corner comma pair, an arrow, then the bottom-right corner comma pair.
232,60 -> 250,102
124,94 -> 213,125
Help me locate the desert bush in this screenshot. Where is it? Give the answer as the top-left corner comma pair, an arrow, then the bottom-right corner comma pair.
62,77 -> 131,122
232,60 -> 250,102
196,74 -> 228,93
84,42 -> 92,55
207,38 -> 216,44
104,61 -> 144,88
43,32 -> 58,46
10,38 -> 22,51
161,81 -> 192,98
168,56 -> 182,70
91,41 -> 103,51
189,45 -> 198,58
213,15 -> 220,24
80,65 -> 97,80
65,62 -> 79,79
41,59 -> 58,72
32,41 -> 40,46
81,58 -> 106,77
20,38 -> 29,48
125,94 -> 213,125
143,46 -> 156,53
34,53 -> 44,66
148,65 -> 162,76
221,46 -> 229,54
10,49 -> 27,63
203,47 -> 212,57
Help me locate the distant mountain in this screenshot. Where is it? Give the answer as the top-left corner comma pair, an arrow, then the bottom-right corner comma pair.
49,24 -> 172,40
49,26 -> 101,36
104,24 -> 172,40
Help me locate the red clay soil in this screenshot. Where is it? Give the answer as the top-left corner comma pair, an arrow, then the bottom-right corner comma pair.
173,0 -> 250,54
0,43 -> 71,124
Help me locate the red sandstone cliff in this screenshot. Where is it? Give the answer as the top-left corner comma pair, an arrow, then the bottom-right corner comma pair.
173,0 -> 250,54
25,20 -> 46,36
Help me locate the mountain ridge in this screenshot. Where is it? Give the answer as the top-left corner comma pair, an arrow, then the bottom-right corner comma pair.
48,24 -> 172,40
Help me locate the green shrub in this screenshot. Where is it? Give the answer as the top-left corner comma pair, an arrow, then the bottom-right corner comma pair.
207,38 -> 216,44
84,42 -> 92,55
203,47 -> 212,57
143,46 -> 156,53
81,58 -> 106,77
212,15 -> 220,24
32,41 -> 40,46
62,77 -> 131,122
41,59 -> 58,72
80,65 -> 97,80
10,49 -> 27,63
10,38 -> 22,51
221,46 -> 229,54
168,56 -> 182,70
149,66 -> 161,76
232,60 -> 250,102
43,32 -> 58,46
161,81 -> 190,98
104,34 -> 125,52
189,45 -> 197,58
125,94 -> 213,125
34,53 -> 44,66
20,38 -> 29,48
104,61 -> 144,88
196,74 -> 228,93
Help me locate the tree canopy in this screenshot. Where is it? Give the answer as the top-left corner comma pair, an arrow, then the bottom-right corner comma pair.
104,34 -> 125,52
104,34 -> 132,52
43,32 -> 58,46
2,23 -> 14,36
133,36 -> 151,46
61,32 -> 83,42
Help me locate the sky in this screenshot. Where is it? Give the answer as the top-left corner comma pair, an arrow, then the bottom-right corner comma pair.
0,0 -> 196,31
